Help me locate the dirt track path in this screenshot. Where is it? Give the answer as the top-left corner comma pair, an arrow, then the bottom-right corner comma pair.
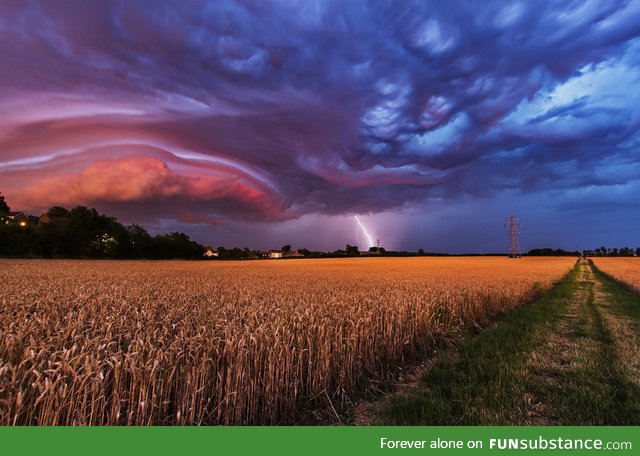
525,259 -> 640,424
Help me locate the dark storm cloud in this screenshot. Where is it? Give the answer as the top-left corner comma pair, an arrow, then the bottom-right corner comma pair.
1,0 -> 639,227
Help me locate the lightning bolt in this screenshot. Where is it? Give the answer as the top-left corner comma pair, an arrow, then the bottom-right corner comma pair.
354,215 -> 374,249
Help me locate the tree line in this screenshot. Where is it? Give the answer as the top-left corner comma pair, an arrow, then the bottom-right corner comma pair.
582,247 -> 640,257
0,193 -> 206,259
527,247 -> 640,257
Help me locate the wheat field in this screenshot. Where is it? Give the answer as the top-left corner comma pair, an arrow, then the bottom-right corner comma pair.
0,257 -> 575,425
591,257 -> 640,292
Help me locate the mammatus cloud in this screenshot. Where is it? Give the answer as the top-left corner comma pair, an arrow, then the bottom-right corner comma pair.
1,0 -> 639,231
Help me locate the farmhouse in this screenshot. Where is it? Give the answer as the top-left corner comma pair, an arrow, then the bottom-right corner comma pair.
268,250 -> 283,259
5,211 -> 29,226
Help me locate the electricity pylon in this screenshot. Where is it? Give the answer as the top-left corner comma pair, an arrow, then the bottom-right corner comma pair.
505,215 -> 522,258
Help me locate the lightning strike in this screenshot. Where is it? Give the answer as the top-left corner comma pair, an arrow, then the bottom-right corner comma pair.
354,215 -> 374,249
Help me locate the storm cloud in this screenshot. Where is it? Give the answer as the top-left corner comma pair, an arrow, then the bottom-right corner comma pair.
1,0 -> 639,250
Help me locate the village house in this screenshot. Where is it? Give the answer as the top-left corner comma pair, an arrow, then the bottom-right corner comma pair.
5,211 -> 29,226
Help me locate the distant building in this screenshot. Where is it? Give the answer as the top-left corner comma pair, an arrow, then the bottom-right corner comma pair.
269,250 -> 283,259
6,211 -> 29,226
7,211 -> 24,220
203,249 -> 218,258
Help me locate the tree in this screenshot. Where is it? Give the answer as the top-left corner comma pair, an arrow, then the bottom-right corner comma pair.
61,206 -> 109,257
126,224 -> 152,257
282,244 -> 291,253
0,202 -> 210,260
0,192 -> 9,215
345,244 -> 359,256
46,206 -> 70,218
151,232 -> 204,259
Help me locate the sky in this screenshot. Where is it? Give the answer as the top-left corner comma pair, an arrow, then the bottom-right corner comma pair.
1,0 -> 639,253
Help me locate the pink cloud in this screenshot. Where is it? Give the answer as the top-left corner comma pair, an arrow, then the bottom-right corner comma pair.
18,156 -> 287,222
22,157 -> 183,204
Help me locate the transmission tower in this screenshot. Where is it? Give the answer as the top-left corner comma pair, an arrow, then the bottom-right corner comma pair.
505,215 -> 522,258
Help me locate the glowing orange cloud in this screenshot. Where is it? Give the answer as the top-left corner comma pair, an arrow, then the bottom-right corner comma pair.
17,156 -> 286,223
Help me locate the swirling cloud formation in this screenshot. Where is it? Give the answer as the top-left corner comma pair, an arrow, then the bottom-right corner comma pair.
1,0 -> 639,241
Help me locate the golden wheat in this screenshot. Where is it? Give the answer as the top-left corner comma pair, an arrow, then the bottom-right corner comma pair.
0,257 -> 574,425
591,257 -> 640,292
